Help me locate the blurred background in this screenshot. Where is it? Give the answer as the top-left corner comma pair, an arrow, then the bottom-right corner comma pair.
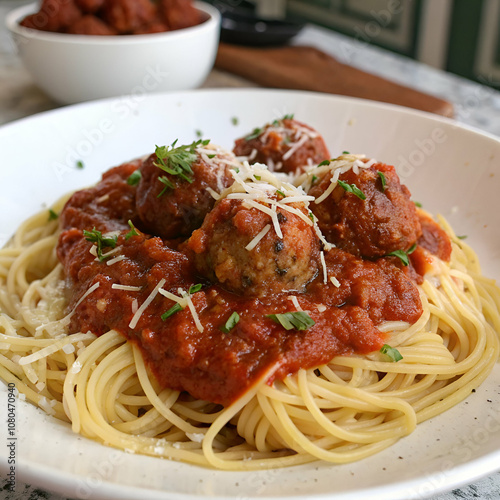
207,0 -> 500,88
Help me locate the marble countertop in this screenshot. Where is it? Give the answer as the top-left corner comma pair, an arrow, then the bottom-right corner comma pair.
1,2 -> 500,499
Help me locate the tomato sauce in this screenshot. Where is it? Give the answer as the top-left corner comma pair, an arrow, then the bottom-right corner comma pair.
56,163 -> 435,406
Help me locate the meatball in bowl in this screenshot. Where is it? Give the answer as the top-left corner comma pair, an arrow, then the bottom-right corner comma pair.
6,0 -> 220,103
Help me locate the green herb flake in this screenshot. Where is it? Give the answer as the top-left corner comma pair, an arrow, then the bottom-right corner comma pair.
308,212 -> 316,223
157,176 -> 175,197
377,171 -> 387,192
220,311 -> 240,333
342,150 -> 350,155
254,175 -> 262,181
311,175 -> 318,184
154,139 -> 208,193
245,128 -> 263,141
282,113 -> 294,120
83,228 -> 118,262
188,283 -> 202,294
276,190 -> 285,198
380,344 -> 403,362
161,303 -> 183,321
337,180 -> 366,200
414,201 -> 422,208
125,220 -> 139,240
195,129 -> 203,138
407,243 -> 417,255
318,160 -> 331,167
48,209 -> 58,221
386,249 -> 410,266
266,311 -> 315,331
76,160 -> 84,169
207,154 -> 216,159
231,117 -> 239,126
457,235 -> 468,240
127,170 -> 142,186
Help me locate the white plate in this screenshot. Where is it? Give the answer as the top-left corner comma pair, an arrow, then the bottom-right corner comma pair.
1,89 -> 500,500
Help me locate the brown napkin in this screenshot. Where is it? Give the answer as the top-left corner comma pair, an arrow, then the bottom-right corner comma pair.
215,43 -> 454,117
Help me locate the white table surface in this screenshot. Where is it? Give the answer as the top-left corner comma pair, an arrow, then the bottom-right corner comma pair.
1,2 -> 500,499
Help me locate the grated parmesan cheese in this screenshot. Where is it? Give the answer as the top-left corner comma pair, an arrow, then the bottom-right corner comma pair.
129,279 -> 166,329
186,432 -> 205,443
320,251 -> 327,284
330,276 -> 341,288
112,284 -> 143,292
245,224 -> 271,251
107,255 -> 126,266
288,295 -> 302,311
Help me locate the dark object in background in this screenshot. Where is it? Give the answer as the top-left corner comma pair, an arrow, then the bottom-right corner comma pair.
216,44 -> 454,117
213,0 -> 303,46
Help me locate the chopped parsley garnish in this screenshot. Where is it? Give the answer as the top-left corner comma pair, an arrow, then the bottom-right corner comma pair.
377,171 -> 387,192
48,209 -> 58,221
318,160 -> 330,167
308,212 -> 316,223
414,201 -> 422,208
337,180 -> 366,200
457,235 -> 468,240
220,311 -> 240,333
127,170 -> 142,186
76,160 -> 84,169
157,176 -> 175,197
282,113 -> 295,120
245,127 -> 263,141
207,154 -> 216,159
342,150 -> 350,155
125,220 -> 139,240
195,129 -> 203,138
188,283 -> 202,294
385,243 -> 417,266
161,303 -> 183,321
266,311 -> 315,331
154,139 -> 208,195
254,175 -> 261,181
311,175 -> 318,184
276,189 -> 285,197
161,284 -> 202,320
83,228 -> 118,262
231,117 -> 239,126
380,344 -> 403,362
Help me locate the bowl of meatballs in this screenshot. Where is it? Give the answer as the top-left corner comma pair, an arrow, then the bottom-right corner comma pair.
6,0 -> 220,104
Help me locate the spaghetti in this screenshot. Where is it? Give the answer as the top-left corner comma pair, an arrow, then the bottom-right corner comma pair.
0,121 -> 499,470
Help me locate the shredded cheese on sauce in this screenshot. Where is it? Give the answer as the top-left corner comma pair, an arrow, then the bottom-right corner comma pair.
111,284 -> 143,292
320,251 -> 327,284
129,279 -> 166,329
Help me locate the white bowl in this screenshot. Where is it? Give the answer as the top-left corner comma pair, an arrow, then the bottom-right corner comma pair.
6,1 -> 220,104
0,89 -> 500,500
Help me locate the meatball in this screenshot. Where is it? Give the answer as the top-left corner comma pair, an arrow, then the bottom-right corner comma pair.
67,15 -> 117,34
135,142 -> 237,240
75,0 -> 105,14
21,0 -> 81,32
308,160 -> 421,258
159,0 -> 201,30
233,117 -> 330,175
185,197 -> 321,297
102,0 -> 156,33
